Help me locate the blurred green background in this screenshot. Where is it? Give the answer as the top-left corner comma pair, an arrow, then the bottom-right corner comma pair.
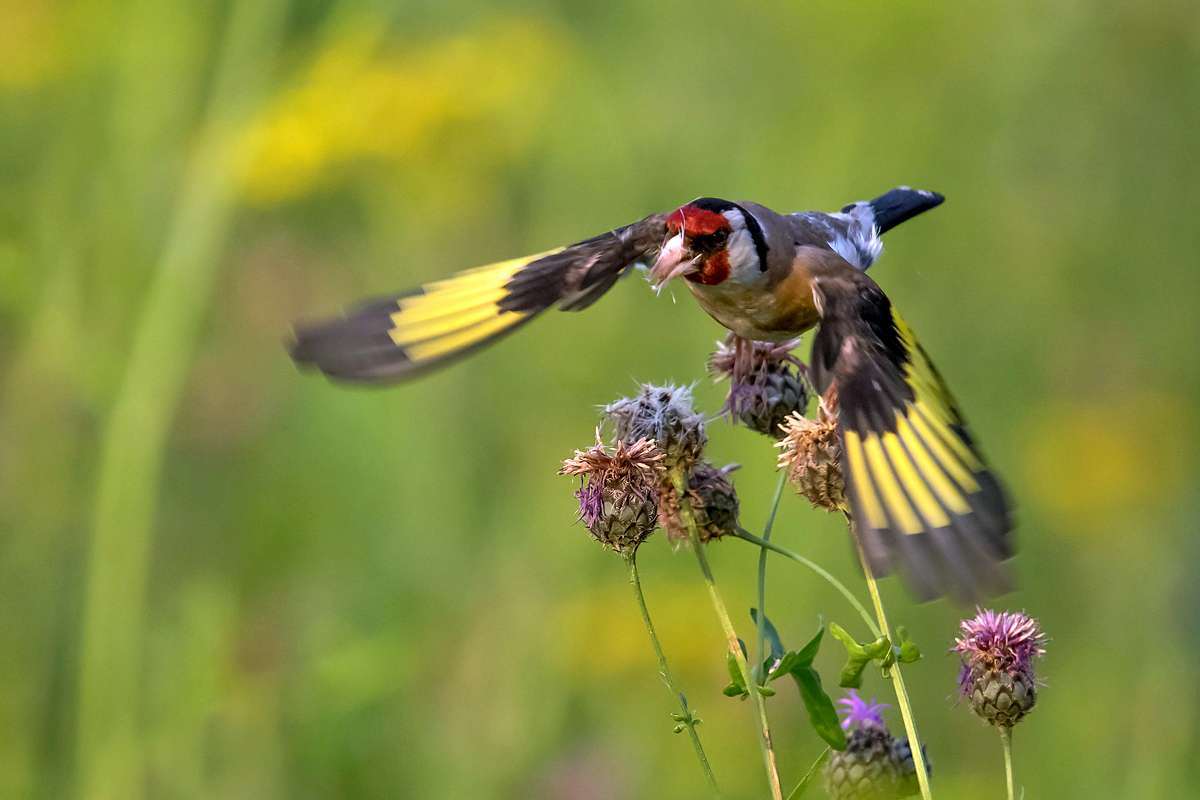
2,1 -> 1197,798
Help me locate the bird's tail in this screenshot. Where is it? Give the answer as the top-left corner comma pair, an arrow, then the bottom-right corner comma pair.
866,187 -> 944,234
288,253 -> 553,384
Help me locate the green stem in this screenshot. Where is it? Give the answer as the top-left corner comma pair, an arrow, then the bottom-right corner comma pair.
786,747 -> 831,800
852,534 -> 932,800
754,473 -> 788,678
74,3 -> 287,798
1001,728 -> 1014,800
626,553 -> 722,797
733,529 -> 880,640
673,471 -> 784,800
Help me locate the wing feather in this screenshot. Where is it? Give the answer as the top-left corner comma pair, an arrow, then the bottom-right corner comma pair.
812,276 -> 1014,601
290,215 -> 667,383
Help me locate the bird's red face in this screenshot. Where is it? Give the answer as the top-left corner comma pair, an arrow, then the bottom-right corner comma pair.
650,198 -> 763,288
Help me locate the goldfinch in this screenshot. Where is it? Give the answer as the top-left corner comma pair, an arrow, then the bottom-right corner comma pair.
290,187 -> 1013,600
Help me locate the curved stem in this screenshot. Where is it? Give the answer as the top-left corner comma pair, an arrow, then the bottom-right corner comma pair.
1000,728 -> 1014,800
755,473 -> 788,677
733,528 -> 880,640
673,471 -> 784,800
75,4 -> 287,798
626,553 -> 721,797
852,535 -> 932,800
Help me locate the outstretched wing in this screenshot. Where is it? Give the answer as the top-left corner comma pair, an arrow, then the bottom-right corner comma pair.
811,275 -> 1014,602
289,214 -> 668,383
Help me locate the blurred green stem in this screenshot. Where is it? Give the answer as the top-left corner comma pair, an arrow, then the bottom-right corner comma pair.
786,747 -> 830,800
626,553 -> 721,797
1001,728 -> 1014,800
754,473 -> 787,680
852,533 -> 932,800
672,470 -> 784,800
74,3 -> 287,798
733,529 -> 879,640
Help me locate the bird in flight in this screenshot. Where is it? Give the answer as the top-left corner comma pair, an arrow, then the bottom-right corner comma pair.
290,187 -> 1013,601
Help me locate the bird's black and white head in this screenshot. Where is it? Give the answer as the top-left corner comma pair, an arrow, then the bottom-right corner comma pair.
649,198 -> 770,288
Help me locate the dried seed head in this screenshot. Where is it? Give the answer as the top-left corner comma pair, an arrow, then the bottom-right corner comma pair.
604,383 -> 706,470
686,461 -> 741,542
777,404 -> 845,512
953,608 -> 1047,730
709,336 -> 809,438
559,432 -> 666,555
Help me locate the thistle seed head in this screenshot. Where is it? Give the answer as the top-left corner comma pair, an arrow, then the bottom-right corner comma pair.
559,432 -> 666,555
826,691 -> 930,799
776,403 -> 845,512
954,608 -> 1047,730
708,337 -> 808,438
604,383 -> 706,471
685,461 -> 741,543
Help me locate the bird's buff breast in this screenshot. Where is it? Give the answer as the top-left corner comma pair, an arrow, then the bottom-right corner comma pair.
687,266 -> 819,342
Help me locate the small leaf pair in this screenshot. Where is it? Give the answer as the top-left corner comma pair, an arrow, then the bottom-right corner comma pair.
828,622 -> 922,689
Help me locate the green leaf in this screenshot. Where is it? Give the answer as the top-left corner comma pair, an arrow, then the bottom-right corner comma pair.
767,626 -> 825,683
723,649 -> 748,698
791,666 -> 848,750
767,651 -> 801,683
750,608 -> 786,660
894,625 -> 922,664
794,625 -> 824,665
829,622 -> 890,688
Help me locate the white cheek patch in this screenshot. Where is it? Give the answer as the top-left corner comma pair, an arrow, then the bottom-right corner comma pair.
720,208 -> 763,280
725,228 -> 757,273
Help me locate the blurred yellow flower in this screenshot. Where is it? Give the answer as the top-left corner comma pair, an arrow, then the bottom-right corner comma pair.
555,580 -> 718,678
1022,390 -> 1192,530
237,17 -> 565,204
0,0 -> 64,88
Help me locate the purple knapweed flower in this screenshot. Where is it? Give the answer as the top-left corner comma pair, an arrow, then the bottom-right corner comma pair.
837,689 -> 890,732
954,608 -> 1046,730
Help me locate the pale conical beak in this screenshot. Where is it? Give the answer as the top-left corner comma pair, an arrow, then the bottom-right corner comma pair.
649,233 -> 697,287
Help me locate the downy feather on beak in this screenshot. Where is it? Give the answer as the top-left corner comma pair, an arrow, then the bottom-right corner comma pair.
649,232 -> 697,287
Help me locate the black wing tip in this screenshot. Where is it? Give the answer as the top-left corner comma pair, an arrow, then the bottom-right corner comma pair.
849,470 -> 1017,605
288,306 -> 541,386
857,520 -> 1015,605
286,299 -> 419,386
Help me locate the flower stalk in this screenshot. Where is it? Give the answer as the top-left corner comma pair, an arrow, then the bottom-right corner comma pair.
1001,728 -> 1015,800
754,473 -> 787,684
673,468 -> 784,800
852,533 -> 933,800
953,608 -> 1045,800
733,528 -> 880,640
626,552 -> 721,797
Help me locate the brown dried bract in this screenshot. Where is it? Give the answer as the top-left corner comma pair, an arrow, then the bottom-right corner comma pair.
776,401 -> 845,512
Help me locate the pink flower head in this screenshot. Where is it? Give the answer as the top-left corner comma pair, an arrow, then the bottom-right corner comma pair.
954,608 -> 1046,691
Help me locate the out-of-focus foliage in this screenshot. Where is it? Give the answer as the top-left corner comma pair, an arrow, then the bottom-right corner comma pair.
1,1 -> 1197,798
